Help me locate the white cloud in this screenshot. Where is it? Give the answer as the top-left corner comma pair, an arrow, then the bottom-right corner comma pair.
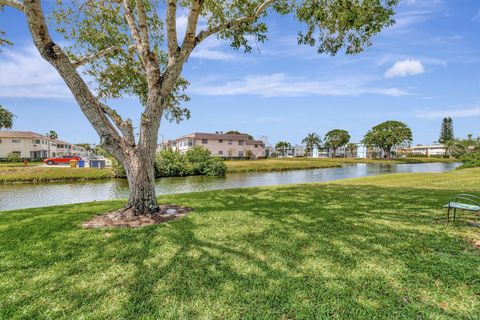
384,59 -> 425,78
415,107 -> 480,119
190,37 -> 235,61
191,73 -> 408,97
393,12 -> 432,29
191,49 -> 234,60
0,46 -> 71,99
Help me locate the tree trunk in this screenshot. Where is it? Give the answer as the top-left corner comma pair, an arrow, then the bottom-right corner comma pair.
123,152 -> 159,215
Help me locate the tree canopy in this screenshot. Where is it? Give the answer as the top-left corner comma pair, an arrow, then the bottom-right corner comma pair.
0,105 -> 14,130
362,121 -> 412,158
324,129 -> 350,156
12,0 -> 399,124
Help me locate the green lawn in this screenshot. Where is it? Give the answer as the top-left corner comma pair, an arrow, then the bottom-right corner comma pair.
0,166 -> 113,183
1,169 -> 479,319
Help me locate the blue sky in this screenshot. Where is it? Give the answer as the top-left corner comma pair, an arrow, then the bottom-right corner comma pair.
0,0 -> 479,146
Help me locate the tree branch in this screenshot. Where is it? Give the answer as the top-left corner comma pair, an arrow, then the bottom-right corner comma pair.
180,0 -> 203,59
122,0 -> 145,63
166,0 -> 178,61
195,0 -> 274,45
99,103 -> 135,145
0,0 -> 24,11
135,0 -> 150,54
71,45 -> 134,68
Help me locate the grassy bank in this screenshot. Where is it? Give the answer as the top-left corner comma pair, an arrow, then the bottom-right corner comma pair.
225,158 -> 343,172
0,161 -> 43,167
0,166 -> 113,183
225,157 -> 457,173
1,169 -> 479,319
0,157 -> 460,183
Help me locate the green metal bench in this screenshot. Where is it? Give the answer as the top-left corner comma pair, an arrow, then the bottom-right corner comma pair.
444,194 -> 480,224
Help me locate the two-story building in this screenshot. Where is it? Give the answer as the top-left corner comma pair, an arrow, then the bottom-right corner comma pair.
162,132 -> 265,159
410,144 -> 447,157
0,130 -> 86,159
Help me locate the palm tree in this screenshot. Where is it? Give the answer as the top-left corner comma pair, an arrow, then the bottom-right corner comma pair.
302,133 -> 322,157
275,141 -> 292,157
45,130 -> 58,140
346,143 -> 358,158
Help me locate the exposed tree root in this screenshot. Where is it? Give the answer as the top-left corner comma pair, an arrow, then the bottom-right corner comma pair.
82,204 -> 192,228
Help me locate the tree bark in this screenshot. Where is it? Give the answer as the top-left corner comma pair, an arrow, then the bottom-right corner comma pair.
123,151 -> 159,214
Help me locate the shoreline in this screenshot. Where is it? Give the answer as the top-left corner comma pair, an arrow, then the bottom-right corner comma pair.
0,158 -> 459,184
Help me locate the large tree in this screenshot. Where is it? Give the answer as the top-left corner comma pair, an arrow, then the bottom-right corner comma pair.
324,129 -> 350,157
0,0 -> 398,218
0,105 -> 14,129
302,132 -> 321,157
362,120 -> 412,159
438,117 -> 454,144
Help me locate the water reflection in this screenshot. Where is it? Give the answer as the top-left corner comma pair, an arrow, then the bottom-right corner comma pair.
0,162 -> 460,211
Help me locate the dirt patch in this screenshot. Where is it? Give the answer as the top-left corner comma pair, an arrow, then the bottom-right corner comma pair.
82,204 -> 193,228
471,239 -> 480,250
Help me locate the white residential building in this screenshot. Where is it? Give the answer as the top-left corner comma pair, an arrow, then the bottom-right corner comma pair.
410,144 -> 447,156
0,131 -> 86,159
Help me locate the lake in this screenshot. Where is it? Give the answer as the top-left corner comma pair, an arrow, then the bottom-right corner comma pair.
0,162 -> 460,211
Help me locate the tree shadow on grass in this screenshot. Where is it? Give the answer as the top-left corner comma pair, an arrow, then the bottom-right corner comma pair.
1,184 -> 479,319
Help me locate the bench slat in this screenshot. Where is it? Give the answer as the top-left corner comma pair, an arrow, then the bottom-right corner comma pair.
443,202 -> 480,211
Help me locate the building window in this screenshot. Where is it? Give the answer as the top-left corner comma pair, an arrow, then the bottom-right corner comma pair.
33,139 -> 40,144
218,139 -> 223,143
218,151 -> 223,155
11,139 -> 21,143
238,151 -> 244,157
228,140 -> 232,145
188,139 -> 193,147
11,151 -> 21,156
202,139 -> 208,144
238,141 -> 244,146
254,144 -> 258,148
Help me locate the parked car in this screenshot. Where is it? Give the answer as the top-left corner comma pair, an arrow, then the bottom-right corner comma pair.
43,155 -> 81,165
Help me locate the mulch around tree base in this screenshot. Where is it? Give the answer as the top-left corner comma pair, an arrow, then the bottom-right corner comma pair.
82,204 -> 193,228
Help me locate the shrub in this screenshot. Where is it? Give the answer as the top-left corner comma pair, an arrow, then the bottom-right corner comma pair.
202,158 -> 227,176
185,146 -> 212,175
155,149 -> 191,177
458,152 -> 480,169
105,147 -> 226,179
6,152 -> 21,163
